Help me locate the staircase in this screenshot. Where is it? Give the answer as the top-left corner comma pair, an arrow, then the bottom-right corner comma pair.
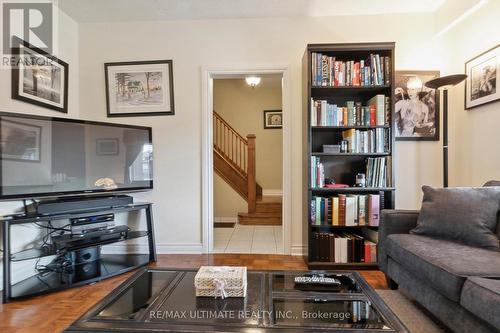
213,112 -> 282,225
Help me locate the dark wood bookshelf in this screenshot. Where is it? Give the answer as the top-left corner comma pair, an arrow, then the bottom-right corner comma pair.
302,42 -> 396,270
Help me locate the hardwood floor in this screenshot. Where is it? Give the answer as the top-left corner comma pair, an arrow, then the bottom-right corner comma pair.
0,254 -> 388,333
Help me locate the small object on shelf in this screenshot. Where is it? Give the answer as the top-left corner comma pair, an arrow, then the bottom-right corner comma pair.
340,140 -> 348,153
194,266 -> 247,299
356,173 -> 366,187
322,144 -> 341,154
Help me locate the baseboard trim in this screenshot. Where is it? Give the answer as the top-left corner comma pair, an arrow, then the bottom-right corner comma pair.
290,244 -> 306,256
262,189 -> 283,196
103,243 -> 204,254
214,217 -> 238,223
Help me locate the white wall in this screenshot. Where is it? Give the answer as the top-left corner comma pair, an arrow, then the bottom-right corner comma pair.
0,9 -> 79,286
440,0 -> 500,186
78,13 -> 445,254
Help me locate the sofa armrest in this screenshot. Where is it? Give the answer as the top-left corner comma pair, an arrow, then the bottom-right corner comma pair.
378,209 -> 419,273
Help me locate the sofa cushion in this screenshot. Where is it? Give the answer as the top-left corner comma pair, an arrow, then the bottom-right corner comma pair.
411,186 -> 500,250
386,234 -> 500,302
460,277 -> 500,331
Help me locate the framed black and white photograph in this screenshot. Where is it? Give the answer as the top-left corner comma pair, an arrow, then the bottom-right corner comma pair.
263,110 -> 282,129
11,37 -> 69,113
394,70 -> 440,141
96,138 -> 119,156
0,119 -> 42,162
105,60 -> 175,117
465,44 -> 499,109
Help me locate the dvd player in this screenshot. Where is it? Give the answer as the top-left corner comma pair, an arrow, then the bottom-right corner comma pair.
52,225 -> 129,251
70,213 -> 115,235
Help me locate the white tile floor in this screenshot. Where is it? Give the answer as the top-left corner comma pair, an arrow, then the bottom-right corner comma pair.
213,224 -> 283,254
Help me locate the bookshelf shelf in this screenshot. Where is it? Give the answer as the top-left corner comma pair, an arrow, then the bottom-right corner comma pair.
312,125 -> 390,130
303,42 -> 396,269
311,85 -> 391,90
311,225 -> 379,229
312,152 -> 390,157
310,187 -> 396,193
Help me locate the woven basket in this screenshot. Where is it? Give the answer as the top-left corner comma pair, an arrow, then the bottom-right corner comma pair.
194,266 -> 247,298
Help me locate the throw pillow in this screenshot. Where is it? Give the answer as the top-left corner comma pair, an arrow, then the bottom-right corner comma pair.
411,186 -> 500,250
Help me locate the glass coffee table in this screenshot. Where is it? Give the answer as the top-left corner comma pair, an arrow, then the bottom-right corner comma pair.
65,268 -> 408,332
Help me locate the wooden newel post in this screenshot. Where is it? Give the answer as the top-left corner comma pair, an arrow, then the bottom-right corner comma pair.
246,134 -> 257,213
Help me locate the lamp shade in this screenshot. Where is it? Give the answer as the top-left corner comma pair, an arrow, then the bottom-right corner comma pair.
425,74 -> 467,89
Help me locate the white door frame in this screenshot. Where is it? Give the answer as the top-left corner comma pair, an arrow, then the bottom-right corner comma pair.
201,65 -> 292,254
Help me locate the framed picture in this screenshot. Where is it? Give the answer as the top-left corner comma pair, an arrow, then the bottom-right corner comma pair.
394,70 -> 440,141
263,110 -> 282,129
105,60 -> 175,117
465,44 -> 499,109
11,37 -> 69,113
0,119 -> 42,162
96,138 -> 119,156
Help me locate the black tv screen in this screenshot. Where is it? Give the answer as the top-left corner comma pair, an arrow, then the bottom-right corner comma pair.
0,112 -> 153,199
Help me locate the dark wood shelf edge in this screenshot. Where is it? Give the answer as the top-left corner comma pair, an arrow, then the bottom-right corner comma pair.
312,125 -> 390,129
311,85 -> 391,89
310,187 -> 395,192
312,153 -> 390,156
310,225 -> 379,229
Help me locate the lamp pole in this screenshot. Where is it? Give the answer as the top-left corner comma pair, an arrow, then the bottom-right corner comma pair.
425,74 -> 467,188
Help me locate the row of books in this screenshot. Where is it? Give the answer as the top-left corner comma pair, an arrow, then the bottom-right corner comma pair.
366,157 -> 392,187
311,95 -> 390,127
310,194 -> 381,227
310,156 -> 392,188
342,128 -> 390,154
311,232 -> 377,263
311,52 -> 391,87
310,156 -> 325,188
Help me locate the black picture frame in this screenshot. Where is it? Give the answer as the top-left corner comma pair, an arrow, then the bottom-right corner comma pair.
394,70 -> 440,141
465,43 -> 500,110
263,110 -> 282,129
104,60 -> 175,117
11,37 -> 69,113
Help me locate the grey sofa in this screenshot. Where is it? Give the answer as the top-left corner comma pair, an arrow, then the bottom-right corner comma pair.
379,184 -> 500,333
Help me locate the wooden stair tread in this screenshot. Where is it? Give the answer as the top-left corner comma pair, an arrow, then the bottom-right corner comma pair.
257,196 -> 282,203
238,212 -> 281,218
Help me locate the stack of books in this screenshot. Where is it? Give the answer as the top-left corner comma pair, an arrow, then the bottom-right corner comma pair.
311,232 -> 377,263
310,194 -> 381,227
366,157 -> 392,187
310,156 -> 325,188
341,128 -> 390,153
311,95 -> 390,127
311,53 -> 390,87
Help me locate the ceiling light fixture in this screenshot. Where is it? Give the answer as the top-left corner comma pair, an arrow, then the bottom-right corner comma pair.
245,76 -> 261,88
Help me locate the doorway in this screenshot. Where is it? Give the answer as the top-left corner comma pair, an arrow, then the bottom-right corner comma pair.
201,66 -> 291,255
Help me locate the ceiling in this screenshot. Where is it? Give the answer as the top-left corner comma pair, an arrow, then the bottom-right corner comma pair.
57,0 -> 446,23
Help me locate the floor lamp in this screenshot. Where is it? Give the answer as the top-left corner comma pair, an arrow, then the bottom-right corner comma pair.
425,74 -> 467,188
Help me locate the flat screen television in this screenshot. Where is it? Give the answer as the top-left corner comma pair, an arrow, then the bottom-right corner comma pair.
0,112 -> 153,200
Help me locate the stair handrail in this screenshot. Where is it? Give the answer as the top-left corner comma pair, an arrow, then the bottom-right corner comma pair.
213,111 -> 258,213
213,111 -> 249,176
